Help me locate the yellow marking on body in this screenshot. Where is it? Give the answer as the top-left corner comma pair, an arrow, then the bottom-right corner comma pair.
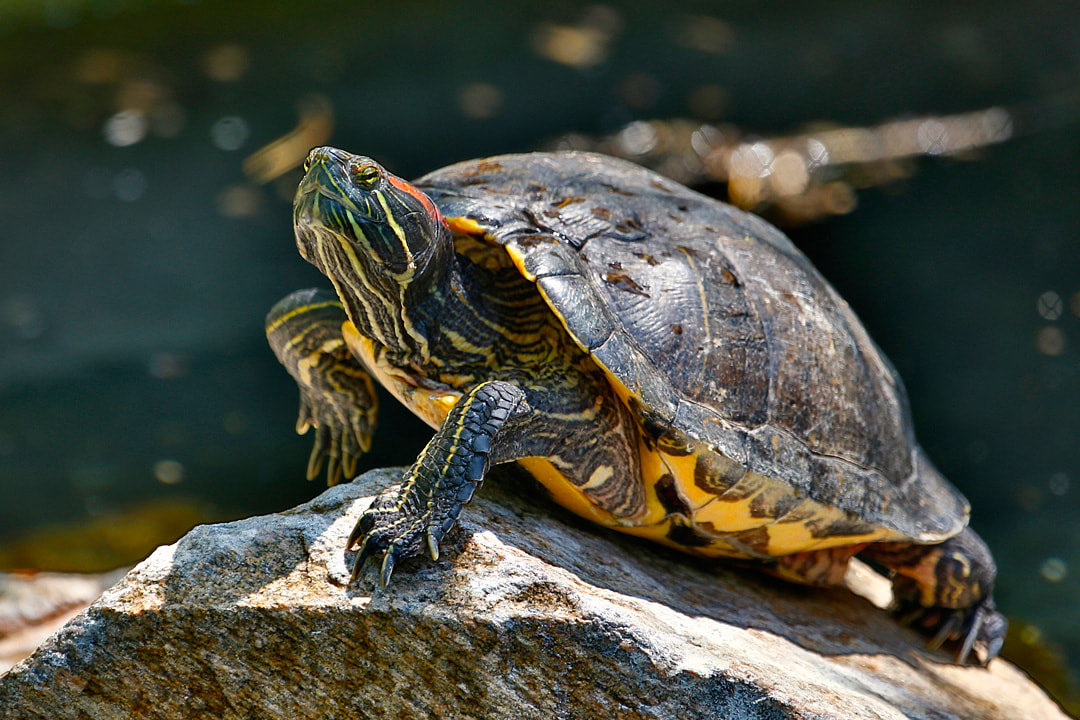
581,465 -> 614,491
506,381 -> 908,559
373,190 -> 433,361
633,440 -> 673,526
540,392 -> 605,424
330,206 -> 415,355
441,328 -> 494,356
503,241 -> 539,281
517,442 -> 734,556
895,546 -> 969,608
764,517 -> 898,556
265,299 -> 342,335
447,216 -> 488,236
639,433 -> 906,556
453,232 -> 515,273
338,216 -> 399,308
693,491 -> 770,534
342,321 -> 459,430
518,453 -> 706,560
516,457 -> 624,527
281,327 -> 329,354
548,455 -> 576,471
662,451 -> 712,508
325,239 -> 388,347
374,190 -> 411,265
438,372 -> 479,387
518,453 -> 757,560
329,217 -> 429,362
446,234 -> 564,346
294,337 -> 347,385
399,284 -> 431,363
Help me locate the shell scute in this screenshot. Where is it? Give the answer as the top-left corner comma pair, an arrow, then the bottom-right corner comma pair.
418,151 -> 968,542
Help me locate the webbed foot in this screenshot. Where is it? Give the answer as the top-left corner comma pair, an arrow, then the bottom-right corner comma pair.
266,289 -> 378,485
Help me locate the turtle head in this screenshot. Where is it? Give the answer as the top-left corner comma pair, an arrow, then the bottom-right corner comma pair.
293,146 -> 452,350
295,147 -> 450,284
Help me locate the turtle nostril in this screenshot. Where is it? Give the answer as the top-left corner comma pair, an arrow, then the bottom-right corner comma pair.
304,147 -> 339,173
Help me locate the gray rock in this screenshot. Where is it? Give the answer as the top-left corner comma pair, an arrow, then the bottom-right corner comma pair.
0,570 -> 126,673
0,467 -> 1067,719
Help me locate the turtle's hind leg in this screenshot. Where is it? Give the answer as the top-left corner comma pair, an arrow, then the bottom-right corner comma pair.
266,288 -> 378,486
770,545 -> 866,587
860,528 -> 1007,666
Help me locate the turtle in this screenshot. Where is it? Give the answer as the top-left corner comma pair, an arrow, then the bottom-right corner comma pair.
266,146 -> 1006,665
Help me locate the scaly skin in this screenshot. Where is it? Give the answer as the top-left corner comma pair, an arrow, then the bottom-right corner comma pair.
348,381 -> 529,585
265,288 -> 377,485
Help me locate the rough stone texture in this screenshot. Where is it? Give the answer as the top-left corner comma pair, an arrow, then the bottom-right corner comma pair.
0,467 -> 1067,720
0,571 -> 126,673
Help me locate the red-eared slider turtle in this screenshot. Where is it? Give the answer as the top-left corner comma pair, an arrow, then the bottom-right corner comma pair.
266,147 -> 1006,665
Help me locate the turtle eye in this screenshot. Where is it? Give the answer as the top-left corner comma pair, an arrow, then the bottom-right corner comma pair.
351,163 -> 381,189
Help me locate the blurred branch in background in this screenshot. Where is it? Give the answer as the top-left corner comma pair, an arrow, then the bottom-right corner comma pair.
242,94 -> 334,184
551,90 -> 1080,226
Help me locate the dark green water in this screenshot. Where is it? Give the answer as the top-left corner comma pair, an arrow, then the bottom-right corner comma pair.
1,0 -> 1077,692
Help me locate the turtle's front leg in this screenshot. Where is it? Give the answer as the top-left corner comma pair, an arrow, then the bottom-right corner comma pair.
348,381 -> 531,586
266,289 -> 378,486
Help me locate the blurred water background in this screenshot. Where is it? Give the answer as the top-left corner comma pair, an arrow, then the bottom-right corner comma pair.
0,0 -> 1077,705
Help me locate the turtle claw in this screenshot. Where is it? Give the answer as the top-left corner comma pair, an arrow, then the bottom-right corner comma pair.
301,408 -> 369,486
293,378 -> 375,486
325,450 -> 342,488
927,613 -> 963,651
956,613 -> 981,666
379,551 -> 397,587
346,481 -> 462,587
348,535 -> 407,587
306,424 -> 329,480
426,530 -> 441,561
348,537 -> 403,587
350,540 -> 377,582
347,502 -> 385,581
296,394 -> 314,435
893,595 -> 1007,666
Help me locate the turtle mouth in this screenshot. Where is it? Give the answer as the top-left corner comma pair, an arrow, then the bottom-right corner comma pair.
297,156 -> 357,215
294,158 -> 385,245
293,173 -> 362,269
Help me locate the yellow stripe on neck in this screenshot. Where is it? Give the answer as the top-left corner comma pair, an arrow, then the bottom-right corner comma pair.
342,320 -> 459,430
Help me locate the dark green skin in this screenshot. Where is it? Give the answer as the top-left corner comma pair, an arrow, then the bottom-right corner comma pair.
267,147 -> 1006,665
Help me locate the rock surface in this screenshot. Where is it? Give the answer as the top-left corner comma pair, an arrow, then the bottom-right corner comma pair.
0,570 -> 126,674
0,467 -> 1067,719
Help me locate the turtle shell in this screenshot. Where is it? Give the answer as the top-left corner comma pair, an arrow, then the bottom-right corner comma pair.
416,152 -> 968,543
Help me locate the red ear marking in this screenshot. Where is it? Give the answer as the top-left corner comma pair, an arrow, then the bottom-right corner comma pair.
388,175 -> 449,231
